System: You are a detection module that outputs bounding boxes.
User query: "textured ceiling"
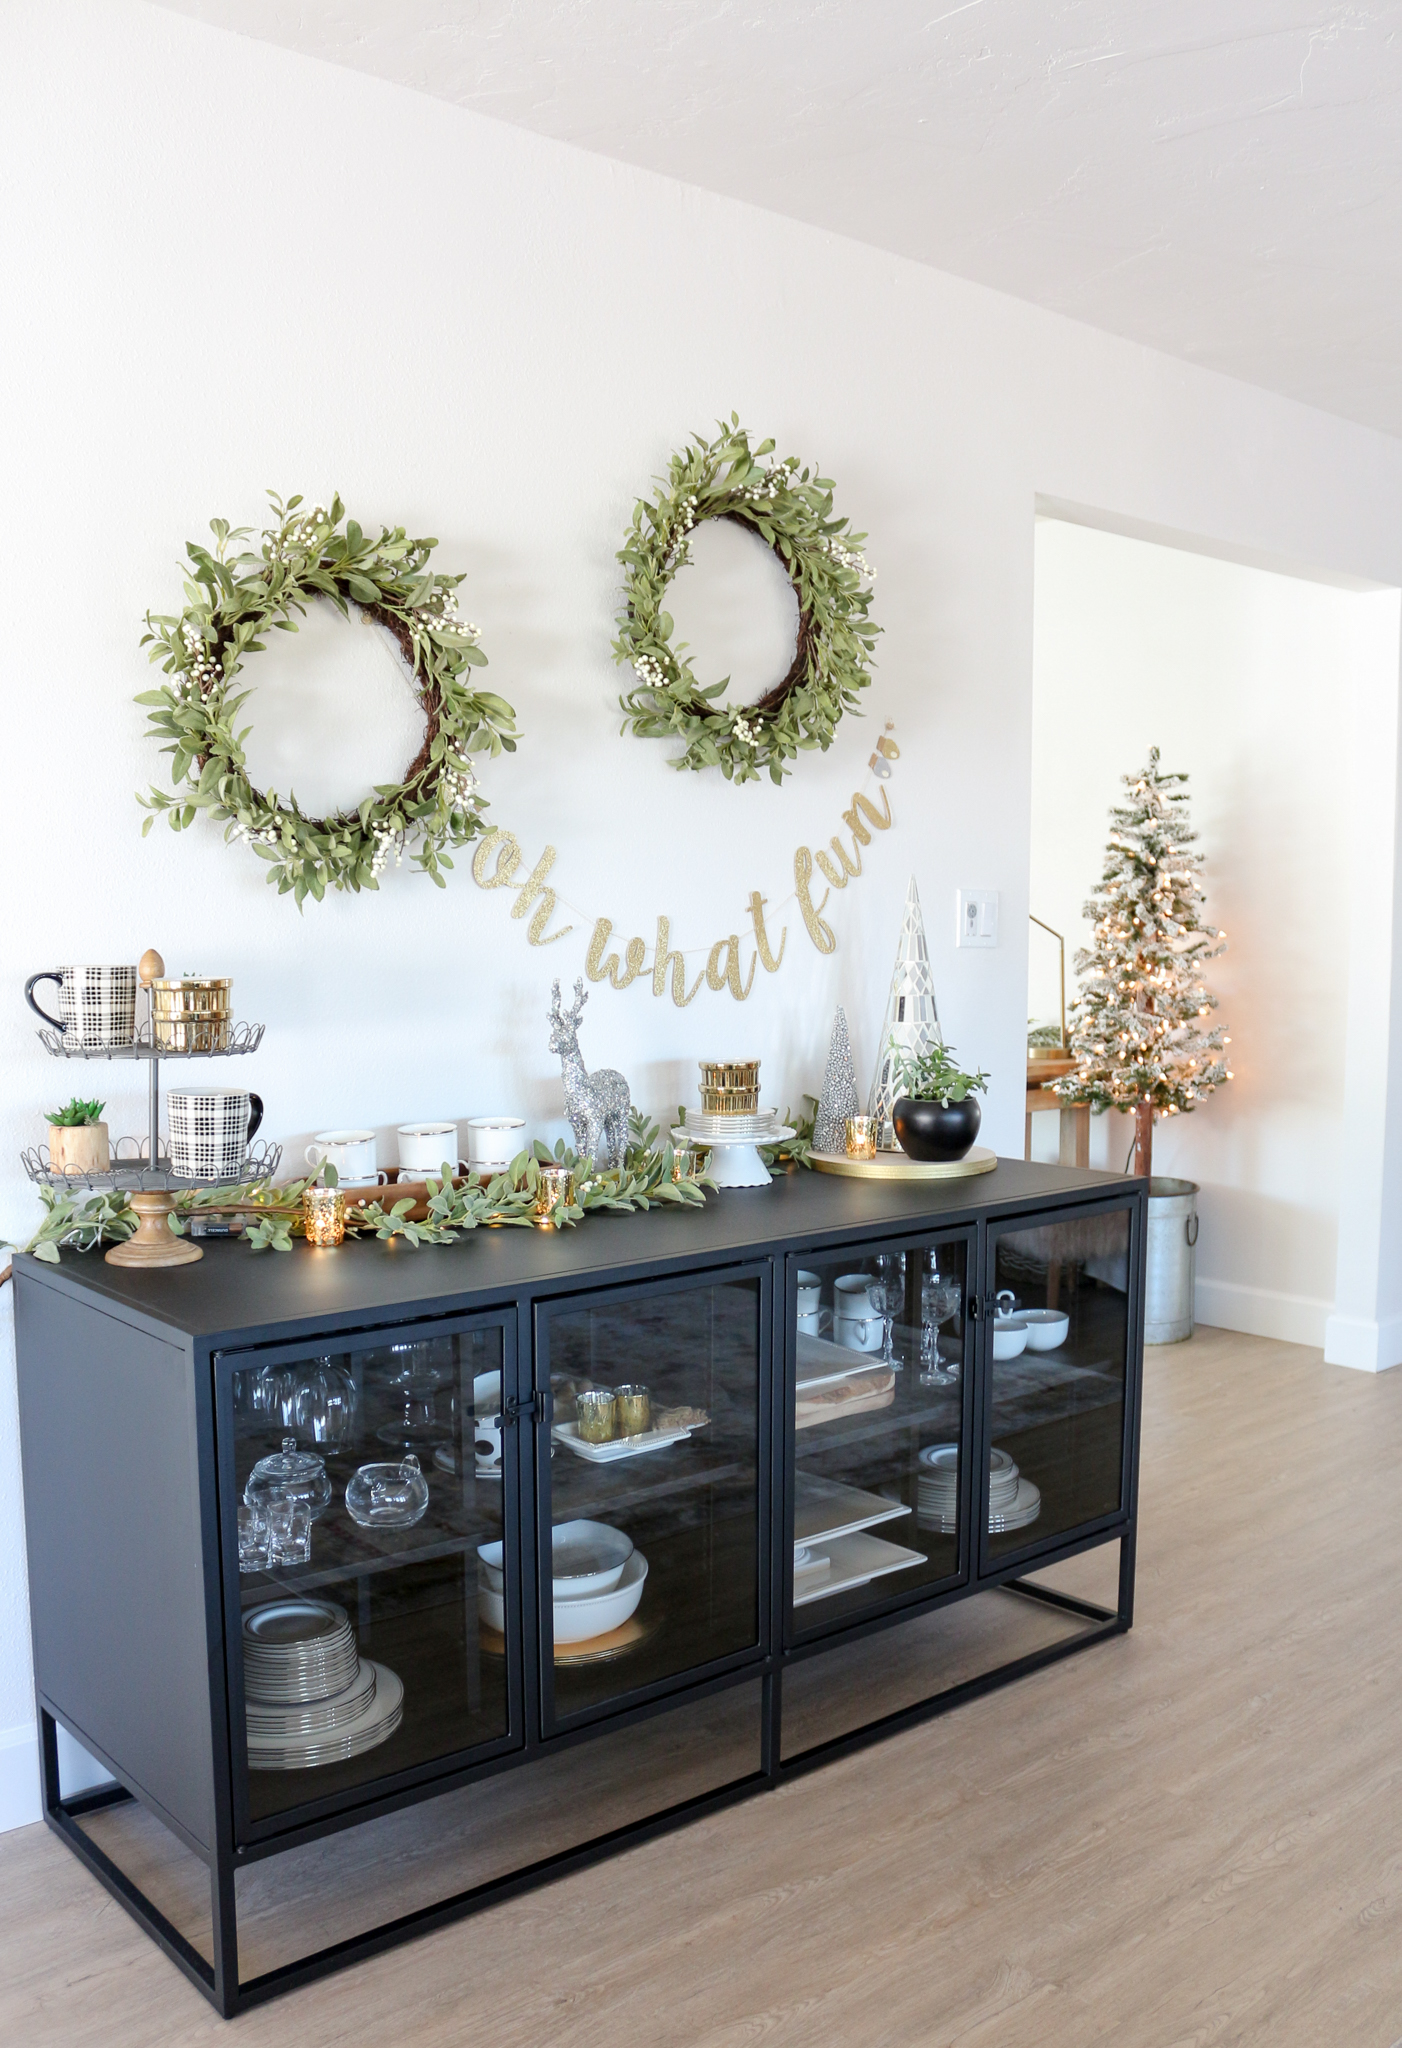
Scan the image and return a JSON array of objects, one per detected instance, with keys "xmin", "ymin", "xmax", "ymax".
[{"xmin": 157, "ymin": 1, "xmax": 1402, "ymax": 436}]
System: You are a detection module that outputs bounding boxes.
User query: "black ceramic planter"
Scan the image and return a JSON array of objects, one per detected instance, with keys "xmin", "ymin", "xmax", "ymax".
[{"xmin": 893, "ymin": 1094, "xmax": 981, "ymax": 1162}]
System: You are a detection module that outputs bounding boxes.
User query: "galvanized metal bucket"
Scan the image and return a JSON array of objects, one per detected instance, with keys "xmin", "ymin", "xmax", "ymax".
[{"xmin": 1145, "ymin": 1176, "xmax": 1198, "ymax": 1345}]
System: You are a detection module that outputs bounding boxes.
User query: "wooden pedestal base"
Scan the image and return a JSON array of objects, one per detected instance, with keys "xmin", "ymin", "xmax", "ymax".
[{"xmin": 105, "ymin": 1191, "xmax": 203, "ymax": 1268}]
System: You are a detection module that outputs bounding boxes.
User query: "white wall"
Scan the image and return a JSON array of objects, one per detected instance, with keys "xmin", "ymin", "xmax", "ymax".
[
  {"xmin": 1029, "ymin": 519, "xmax": 1401, "ymax": 1347},
  {"xmin": 3, "ymin": 0, "xmax": 1402, "ymax": 1828}
]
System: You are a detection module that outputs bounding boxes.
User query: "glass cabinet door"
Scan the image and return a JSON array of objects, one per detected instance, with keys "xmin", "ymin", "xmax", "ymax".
[
  {"xmin": 221, "ymin": 1318, "xmax": 518, "ymax": 1832},
  {"xmin": 535, "ymin": 1267, "xmax": 767, "ymax": 1732},
  {"xmin": 787, "ymin": 1233, "xmax": 972, "ymax": 1637},
  {"xmin": 984, "ymin": 1203, "xmax": 1134, "ymax": 1565}
]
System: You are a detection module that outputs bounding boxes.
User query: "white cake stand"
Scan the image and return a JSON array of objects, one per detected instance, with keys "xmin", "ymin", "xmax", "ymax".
[{"xmin": 672, "ymin": 1124, "xmax": 794, "ymax": 1189}]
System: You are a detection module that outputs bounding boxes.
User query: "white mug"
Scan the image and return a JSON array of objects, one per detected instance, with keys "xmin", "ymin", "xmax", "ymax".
[
  {"xmin": 473, "ymin": 1371, "xmax": 503, "ymax": 1480},
  {"xmin": 834, "ymin": 1273, "xmax": 882, "ymax": 1353},
  {"xmin": 305, "ymin": 1130, "xmax": 381, "ymax": 1184},
  {"xmin": 796, "ymin": 1270, "xmax": 834, "ymax": 1336},
  {"xmin": 397, "ymin": 1123, "xmax": 460, "ymax": 1176},
  {"xmin": 27, "ymin": 965, "xmax": 137, "ymax": 1050},
  {"xmin": 467, "ymin": 1117, "xmax": 526, "ymax": 1172}
]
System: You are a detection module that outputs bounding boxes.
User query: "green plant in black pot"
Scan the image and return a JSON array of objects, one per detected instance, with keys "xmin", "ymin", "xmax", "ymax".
[{"xmin": 890, "ymin": 1041, "xmax": 989, "ymax": 1162}]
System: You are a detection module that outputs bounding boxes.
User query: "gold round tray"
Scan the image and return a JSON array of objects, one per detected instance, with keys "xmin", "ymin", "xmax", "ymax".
[{"xmin": 811, "ymin": 1145, "xmax": 999, "ymax": 1180}]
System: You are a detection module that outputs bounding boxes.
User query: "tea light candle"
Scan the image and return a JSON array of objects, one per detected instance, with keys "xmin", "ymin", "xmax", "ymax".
[{"xmin": 845, "ymin": 1115, "xmax": 877, "ymax": 1161}]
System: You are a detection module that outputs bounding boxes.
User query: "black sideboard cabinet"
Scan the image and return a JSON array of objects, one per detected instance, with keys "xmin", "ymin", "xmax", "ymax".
[{"xmin": 13, "ymin": 1159, "xmax": 1146, "ymax": 2017}]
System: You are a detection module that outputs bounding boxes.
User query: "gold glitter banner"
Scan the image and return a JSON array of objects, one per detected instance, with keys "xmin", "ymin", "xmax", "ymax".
[{"xmin": 472, "ymin": 730, "xmax": 900, "ymax": 1004}]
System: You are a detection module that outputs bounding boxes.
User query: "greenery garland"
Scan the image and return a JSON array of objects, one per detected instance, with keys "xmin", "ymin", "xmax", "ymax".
[
  {"xmin": 613, "ymin": 419, "xmax": 879, "ymax": 786},
  {"xmin": 2, "ymin": 1115, "xmax": 715, "ymax": 1267},
  {"xmin": 138, "ymin": 493, "xmax": 518, "ymax": 905}
]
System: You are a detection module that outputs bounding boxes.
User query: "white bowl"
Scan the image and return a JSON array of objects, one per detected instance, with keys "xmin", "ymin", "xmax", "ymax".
[
  {"xmin": 550, "ymin": 1519, "xmax": 634, "ymax": 1597},
  {"xmin": 992, "ymin": 1320, "xmax": 1029, "ymax": 1360},
  {"xmin": 475, "ymin": 1543, "xmax": 649, "ymax": 1642},
  {"xmin": 552, "ymin": 1549, "xmax": 648, "ymax": 1642},
  {"xmin": 477, "ymin": 1539, "xmax": 505, "ymax": 1594},
  {"xmin": 1021, "ymin": 1309, "xmax": 1069, "ymax": 1351}
]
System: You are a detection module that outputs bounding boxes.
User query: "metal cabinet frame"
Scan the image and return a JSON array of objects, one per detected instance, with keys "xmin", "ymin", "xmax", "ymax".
[{"xmin": 15, "ymin": 1165, "xmax": 1146, "ymax": 2016}]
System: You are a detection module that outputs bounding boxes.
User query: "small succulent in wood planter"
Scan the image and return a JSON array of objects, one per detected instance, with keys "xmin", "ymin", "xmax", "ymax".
[{"xmin": 44, "ymin": 1097, "xmax": 110, "ymax": 1177}]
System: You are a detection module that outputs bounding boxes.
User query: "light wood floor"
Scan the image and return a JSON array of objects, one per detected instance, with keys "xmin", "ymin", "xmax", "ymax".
[{"xmin": 4, "ymin": 1327, "xmax": 1402, "ymax": 2046}]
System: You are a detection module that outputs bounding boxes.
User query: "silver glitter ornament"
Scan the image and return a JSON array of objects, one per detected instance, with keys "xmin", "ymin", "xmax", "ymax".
[{"xmin": 548, "ymin": 978, "xmax": 631, "ymax": 1169}]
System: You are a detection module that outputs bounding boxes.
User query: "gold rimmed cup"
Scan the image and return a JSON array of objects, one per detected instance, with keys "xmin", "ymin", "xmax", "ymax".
[{"xmin": 845, "ymin": 1115, "xmax": 877, "ymax": 1161}]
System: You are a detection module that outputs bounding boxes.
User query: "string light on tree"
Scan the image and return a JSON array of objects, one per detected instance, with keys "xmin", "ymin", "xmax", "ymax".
[{"xmin": 1054, "ymin": 747, "xmax": 1231, "ymax": 1177}]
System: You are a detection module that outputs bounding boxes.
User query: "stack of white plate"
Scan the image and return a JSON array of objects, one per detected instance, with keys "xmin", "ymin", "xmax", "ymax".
[
  {"xmin": 683, "ymin": 1108, "xmax": 779, "ymax": 1140},
  {"xmin": 243, "ymin": 1598, "xmax": 403, "ymax": 1771},
  {"xmin": 916, "ymin": 1445, "xmax": 1041, "ymax": 1535}
]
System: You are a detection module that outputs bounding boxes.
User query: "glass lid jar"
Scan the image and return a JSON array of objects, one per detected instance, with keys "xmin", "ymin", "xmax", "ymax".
[
  {"xmin": 244, "ymin": 1437, "xmax": 333, "ymax": 1518},
  {"xmin": 345, "ymin": 1454, "xmax": 430, "ymax": 1530}
]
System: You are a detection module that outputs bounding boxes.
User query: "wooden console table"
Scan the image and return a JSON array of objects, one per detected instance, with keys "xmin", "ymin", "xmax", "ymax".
[{"xmin": 1026, "ymin": 1085, "xmax": 1090, "ymax": 1168}]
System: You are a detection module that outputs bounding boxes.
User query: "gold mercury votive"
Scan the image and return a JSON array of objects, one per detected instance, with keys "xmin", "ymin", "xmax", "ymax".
[
  {"xmin": 845, "ymin": 1115, "xmax": 878, "ymax": 1161},
  {"xmin": 533, "ymin": 1163, "xmax": 574, "ymax": 1228},
  {"xmin": 575, "ymin": 1389, "xmax": 617, "ymax": 1444},
  {"xmin": 303, "ymin": 1185, "xmax": 346, "ymax": 1247},
  {"xmin": 672, "ymin": 1144, "xmax": 709, "ymax": 1183},
  {"xmin": 616, "ymin": 1385, "xmax": 651, "ymax": 1436}
]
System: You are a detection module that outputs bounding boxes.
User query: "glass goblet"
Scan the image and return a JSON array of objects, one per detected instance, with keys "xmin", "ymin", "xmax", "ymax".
[{"xmin": 919, "ymin": 1278, "xmax": 962, "ymax": 1387}]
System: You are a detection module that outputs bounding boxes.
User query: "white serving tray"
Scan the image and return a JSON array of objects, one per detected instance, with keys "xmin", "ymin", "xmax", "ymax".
[
  {"xmin": 794, "ymin": 1472, "xmax": 912, "ymax": 1547},
  {"xmin": 552, "ymin": 1420, "xmax": 695, "ymax": 1463},
  {"xmin": 795, "ymin": 1330, "xmax": 884, "ymax": 1392},
  {"xmin": 791, "ymin": 1529, "xmax": 926, "ymax": 1607}
]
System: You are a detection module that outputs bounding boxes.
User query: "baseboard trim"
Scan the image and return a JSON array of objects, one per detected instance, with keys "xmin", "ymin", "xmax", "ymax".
[
  {"xmin": 1324, "ymin": 1311, "xmax": 1402, "ymax": 1373},
  {"xmin": 1193, "ymin": 1277, "xmax": 1330, "ymax": 1350},
  {"xmin": 0, "ymin": 1720, "xmax": 115, "ymax": 1834}
]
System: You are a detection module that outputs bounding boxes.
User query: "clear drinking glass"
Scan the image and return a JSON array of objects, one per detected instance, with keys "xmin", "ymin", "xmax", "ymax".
[
  {"xmin": 238, "ymin": 1501, "xmax": 270, "ymax": 1573},
  {"xmin": 266, "ymin": 1495, "xmax": 312, "ymax": 1566}
]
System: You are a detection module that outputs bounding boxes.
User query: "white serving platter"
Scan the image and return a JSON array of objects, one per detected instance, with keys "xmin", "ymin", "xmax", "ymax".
[
  {"xmin": 791, "ymin": 1529, "xmax": 926, "ymax": 1607},
  {"xmin": 551, "ymin": 1419, "xmax": 695, "ymax": 1463},
  {"xmin": 793, "ymin": 1471, "xmax": 912, "ymax": 1547},
  {"xmin": 795, "ymin": 1331, "xmax": 887, "ymax": 1392}
]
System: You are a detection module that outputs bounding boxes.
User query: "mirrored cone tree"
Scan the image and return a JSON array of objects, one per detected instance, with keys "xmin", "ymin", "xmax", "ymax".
[{"xmin": 1054, "ymin": 748, "xmax": 1232, "ymax": 1178}]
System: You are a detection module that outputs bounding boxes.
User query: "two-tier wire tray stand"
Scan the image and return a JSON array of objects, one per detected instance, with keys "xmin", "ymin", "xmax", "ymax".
[{"xmin": 21, "ymin": 1019, "xmax": 281, "ymax": 1194}]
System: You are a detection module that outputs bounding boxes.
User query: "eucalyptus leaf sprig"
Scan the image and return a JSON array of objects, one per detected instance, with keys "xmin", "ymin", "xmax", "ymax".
[
  {"xmin": 891, "ymin": 1040, "xmax": 990, "ymax": 1108},
  {"xmin": 614, "ymin": 418, "xmax": 879, "ymax": 786},
  {"xmin": 7, "ymin": 1124, "xmax": 718, "ymax": 1271},
  {"xmin": 137, "ymin": 492, "xmax": 519, "ymax": 906}
]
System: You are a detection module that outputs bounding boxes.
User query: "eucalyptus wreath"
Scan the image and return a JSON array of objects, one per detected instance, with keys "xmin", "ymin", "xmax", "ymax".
[
  {"xmin": 138, "ymin": 493, "xmax": 518, "ymax": 904},
  {"xmin": 613, "ymin": 418, "xmax": 880, "ymax": 786}
]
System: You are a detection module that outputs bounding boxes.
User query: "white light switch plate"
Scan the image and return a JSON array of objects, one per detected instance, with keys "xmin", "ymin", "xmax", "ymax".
[{"xmin": 956, "ymin": 890, "xmax": 999, "ymax": 948}]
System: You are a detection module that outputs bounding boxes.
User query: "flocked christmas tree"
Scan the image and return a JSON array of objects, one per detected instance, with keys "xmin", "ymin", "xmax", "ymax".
[
  {"xmin": 813, "ymin": 1005, "xmax": 860, "ymax": 1155},
  {"xmin": 1054, "ymin": 748, "xmax": 1231, "ymax": 1178}
]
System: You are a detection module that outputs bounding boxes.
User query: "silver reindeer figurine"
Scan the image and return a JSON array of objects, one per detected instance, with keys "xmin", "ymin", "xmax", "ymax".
[{"xmin": 548, "ymin": 978, "xmax": 631, "ymax": 1169}]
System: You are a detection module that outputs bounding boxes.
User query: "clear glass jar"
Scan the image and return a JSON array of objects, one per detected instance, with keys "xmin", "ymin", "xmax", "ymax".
[{"xmin": 244, "ymin": 1437, "xmax": 333, "ymax": 1519}]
